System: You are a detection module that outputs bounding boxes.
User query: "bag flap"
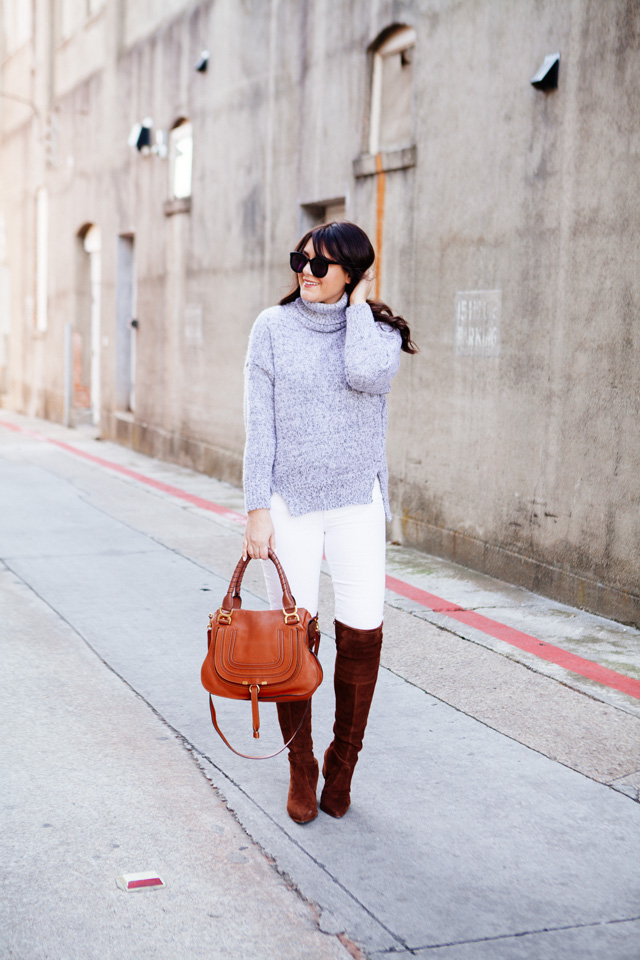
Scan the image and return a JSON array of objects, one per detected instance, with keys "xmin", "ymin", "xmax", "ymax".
[{"xmin": 212, "ymin": 609, "xmax": 305, "ymax": 687}]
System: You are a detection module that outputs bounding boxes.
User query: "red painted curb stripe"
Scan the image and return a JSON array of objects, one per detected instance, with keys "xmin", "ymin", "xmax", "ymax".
[
  {"xmin": 0, "ymin": 420, "xmax": 246, "ymax": 523},
  {"xmin": 2, "ymin": 418, "xmax": 639, "ymax": 701},
  {"xmin": 128, "ymin": 878, "xmax": 163, "ymax": 888},
  {"xmin": 385, "ymin": 574, "xmax": 640, "ymax": 700},
  {"xmin": 0, "ymin": 420, "xmax": 31, "ymax": 434},
  {"xmin": 50, "ymin": 438, "xmax": 248, "ymax": 523},
  {"xmin": 385, "ymin": 574, "xmax": 465, "ymax": 613}
]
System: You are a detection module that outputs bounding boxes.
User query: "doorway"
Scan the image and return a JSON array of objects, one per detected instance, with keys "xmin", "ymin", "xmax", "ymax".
[
  {"xmin": 116, "ymin": 235, "xmax": 136, "ymax": 412},
  {"xmin": 76, "ymin": 224, "xmax": 102, "ymax": 425}
]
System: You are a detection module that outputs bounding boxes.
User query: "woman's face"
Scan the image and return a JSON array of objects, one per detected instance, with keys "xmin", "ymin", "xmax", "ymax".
[{"xmin": 298, "ymin": 240, "xmax": 351, "ymax": 304}]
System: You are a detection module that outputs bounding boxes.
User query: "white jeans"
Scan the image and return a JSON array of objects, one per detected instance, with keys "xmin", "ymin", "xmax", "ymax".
[{"xmin": 262, "ymin": 480, "xmax": 386, "ymax": 630}]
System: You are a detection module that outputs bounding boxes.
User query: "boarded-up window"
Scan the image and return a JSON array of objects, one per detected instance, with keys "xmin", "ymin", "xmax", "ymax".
[
  {"xmin": 169, "ymin": 121, "xmax": 193, "ymax": 200},
  {"xmin": 370, "ymin": 26, "xmax": 416, "ymax": 155}
]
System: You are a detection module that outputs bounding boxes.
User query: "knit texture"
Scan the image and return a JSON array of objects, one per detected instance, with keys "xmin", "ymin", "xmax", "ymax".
[{"xmin": 243, "ymin": 292, "xmax": 402, "ymax": 520}]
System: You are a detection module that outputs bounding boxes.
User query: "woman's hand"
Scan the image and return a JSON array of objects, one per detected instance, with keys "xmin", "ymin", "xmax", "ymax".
[
  {"xmin": 242, "ymin": 508, "xmax": 276, "ymax": 561},
  {"xmin": 349, "ymin": 271, "xmax": 374, "ymax": 305}
]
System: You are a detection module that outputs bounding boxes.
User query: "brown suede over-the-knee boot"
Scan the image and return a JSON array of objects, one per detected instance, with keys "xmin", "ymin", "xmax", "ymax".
[
  {"xmin": 277, "ymin": 699, "xmax": 318, "ymax": 823},
  {"xmin": 320, "ymin": 620, "xmax": 383, "ymax": 818}
]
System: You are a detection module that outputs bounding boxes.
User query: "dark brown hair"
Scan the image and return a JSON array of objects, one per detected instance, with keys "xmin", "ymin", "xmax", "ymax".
[{"xmin": 278, "ymin": 221, "xmax": 418, "ymax": 354}]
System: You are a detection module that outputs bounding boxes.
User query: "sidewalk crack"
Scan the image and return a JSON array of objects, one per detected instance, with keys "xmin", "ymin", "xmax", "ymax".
[
  {"xmin": 401, "ymin": 914, "xmax": 640, "ymax": 952},
  {"xmin": 608, "ymin": 769, "xmax": 640, "ymax": 783},
  {"xmin": 194, "ymin": 752, "xmax": 407, "ymax": 949}
]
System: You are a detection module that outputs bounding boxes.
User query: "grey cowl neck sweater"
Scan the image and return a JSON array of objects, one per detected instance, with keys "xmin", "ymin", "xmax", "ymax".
[
  {"xmin": 293, "ymin": 291, "xmax": 350, "ymax": 332},
  {"xmin": 243, "ymin": 292, "xmax": 402, "ymax": 520}
]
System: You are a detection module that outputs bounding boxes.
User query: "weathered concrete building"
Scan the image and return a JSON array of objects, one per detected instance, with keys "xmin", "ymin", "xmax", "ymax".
[{"xmin": 1, "ymin": 0, "xmax": 638, "ymax": 625}]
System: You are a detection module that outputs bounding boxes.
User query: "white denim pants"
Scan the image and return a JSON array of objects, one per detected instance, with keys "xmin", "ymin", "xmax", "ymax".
[{"xmin": 262, "ymin": 480, "xmax": 386, "ymax": 630}]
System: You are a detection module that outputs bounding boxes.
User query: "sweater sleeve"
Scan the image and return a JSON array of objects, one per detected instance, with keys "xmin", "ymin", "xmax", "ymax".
[
  {"xmin": 344, "ymin": 301, "xmax": 402, "ymax": 394},
  {"xmin": 243, "ymin": 314, "xmax": 276, "ymax": 512}
]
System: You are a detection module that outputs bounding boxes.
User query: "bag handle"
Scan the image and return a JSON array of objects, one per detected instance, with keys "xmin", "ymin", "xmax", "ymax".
[
  {"xmin": 207, "ymin": 695, "xmax": 311, "ymax": 760},
  {"xmin": 221, "ymin": 549, "xmax": 297, "ymax": 618}
]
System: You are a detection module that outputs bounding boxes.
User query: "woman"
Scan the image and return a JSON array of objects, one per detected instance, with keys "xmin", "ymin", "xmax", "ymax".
[{"xmin": 242, "ymin": 220, "xmax": 417, "ymax": 823}]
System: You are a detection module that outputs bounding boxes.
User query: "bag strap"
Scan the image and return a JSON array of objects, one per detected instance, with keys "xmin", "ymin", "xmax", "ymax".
[
  {"xmin": 207, "ymin": 695, "xmax": 311, "ymax": 760},
  {"xmin": 221, "ymin": 549, "xmax": 297, "ymax": 618}
]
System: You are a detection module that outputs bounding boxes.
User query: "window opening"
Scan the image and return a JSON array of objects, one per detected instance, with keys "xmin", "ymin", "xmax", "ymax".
[
  {"xmin": 169, "ymin": 120, "xmax": 193, "ymax": 200},
  {"xmin": 300, "ymin": 198, "xmax": 347, "ymax": 232},
  {"xmin": 369, "ymin": 26, "xmax": 416, "ymax": 155}
]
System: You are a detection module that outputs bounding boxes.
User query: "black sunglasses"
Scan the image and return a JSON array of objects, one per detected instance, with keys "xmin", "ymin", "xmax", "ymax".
[{"xmin": 290, "ymin": 251, "xmax": 346, "ymax": 279}]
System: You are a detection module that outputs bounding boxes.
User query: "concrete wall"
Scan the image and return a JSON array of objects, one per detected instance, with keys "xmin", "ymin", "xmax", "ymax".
[
  {"xmin": 1, "ymin": 0, "xmax": 638, "ymax": 626},
  {"xmin": 397, "ymin": 0, "xmax": 640, "ymax": 625}
]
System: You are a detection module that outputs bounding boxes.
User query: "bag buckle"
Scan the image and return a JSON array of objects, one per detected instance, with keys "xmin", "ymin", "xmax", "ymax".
[
  {"xmin": 217, "ymin": 608, "xmax": 233, "ymax": 625},
  {"xmin": 283, "ymin": 606, "xmax": 300, "ymax": 625}
]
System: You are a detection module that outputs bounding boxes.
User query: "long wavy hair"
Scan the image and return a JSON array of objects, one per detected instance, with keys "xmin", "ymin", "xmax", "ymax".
[{"xmin": 278, "ymin": 221, "xmax": 418, "ymax": 354}]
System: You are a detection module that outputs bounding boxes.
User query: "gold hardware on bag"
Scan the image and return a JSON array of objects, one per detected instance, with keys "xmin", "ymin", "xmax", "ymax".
[
  {"xmin": 217, "ymin": 608, "xmax": 232, "ymax": 625},
  {"xmin": 283, "ymin": 606, "xmax": 300, "ymax": 624}
]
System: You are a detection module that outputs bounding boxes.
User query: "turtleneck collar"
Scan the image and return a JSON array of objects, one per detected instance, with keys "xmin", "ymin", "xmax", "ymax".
[{"xmin": 293, "ymin": 292, "xmax": 348, "ymax": 332}]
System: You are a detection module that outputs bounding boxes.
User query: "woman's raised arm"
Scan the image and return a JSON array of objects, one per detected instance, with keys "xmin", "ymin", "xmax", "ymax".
[{"xmin": 344, "ymin": 301, "xmax": 402, "ymax": 394}]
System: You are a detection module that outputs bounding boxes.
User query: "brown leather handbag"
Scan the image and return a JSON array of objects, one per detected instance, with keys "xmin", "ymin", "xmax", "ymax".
[{"xmin": 201, "ymin": 549, "xmax": 323, "ymax": 759}]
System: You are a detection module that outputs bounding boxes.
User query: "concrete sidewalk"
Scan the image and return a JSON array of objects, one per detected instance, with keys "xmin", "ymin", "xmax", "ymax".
[
  {"xmin": 0, "ymin": 567, "xmax": 352, "ymax": 960},
  {"xmin": 1, "ymin": 411, "xmax": 640, "ymax": 959}
]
